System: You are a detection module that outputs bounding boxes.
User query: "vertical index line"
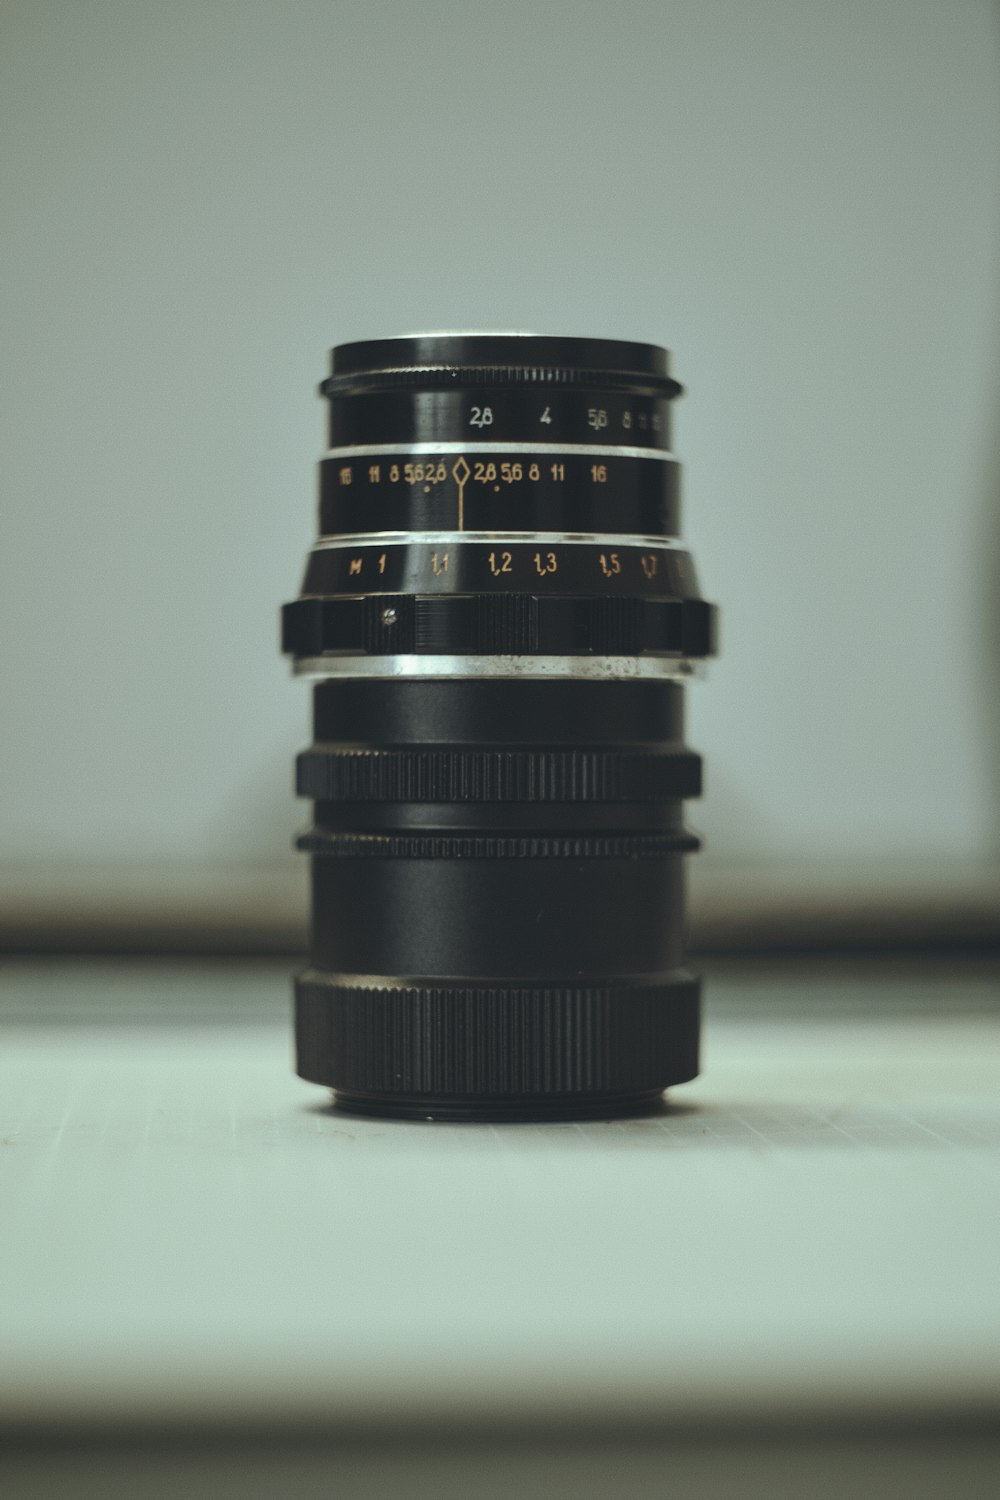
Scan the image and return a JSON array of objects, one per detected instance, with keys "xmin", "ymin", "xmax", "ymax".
[{"xmin": 452, "ymin": 456, "xmax": 470, "ymax": 531}]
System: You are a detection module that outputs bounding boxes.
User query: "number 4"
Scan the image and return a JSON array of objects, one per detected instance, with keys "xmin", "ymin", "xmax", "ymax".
[{"xmin": 540, "ymin": 406, "xmax": 552, "ymax": 424}]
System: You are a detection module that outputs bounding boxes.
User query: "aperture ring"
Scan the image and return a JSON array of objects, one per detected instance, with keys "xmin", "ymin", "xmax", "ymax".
[{"xmin": 296, "ymin": 746, "xmax": 702, "ymax": 802}]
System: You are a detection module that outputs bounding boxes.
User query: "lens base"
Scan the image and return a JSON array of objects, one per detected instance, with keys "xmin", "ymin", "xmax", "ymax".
[
  {"xmin": 329, "ymin": 1087, "xmax": 671, "ymax": 1123},
  {"xmin": 295, "ymin": 973, "xmax": 700, "ymax": 1118}
]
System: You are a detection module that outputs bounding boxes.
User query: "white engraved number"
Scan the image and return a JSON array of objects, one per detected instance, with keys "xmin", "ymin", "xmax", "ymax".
[{"xmin": 470, "ymin": 406, "xmax": 493, "ymax": 428}]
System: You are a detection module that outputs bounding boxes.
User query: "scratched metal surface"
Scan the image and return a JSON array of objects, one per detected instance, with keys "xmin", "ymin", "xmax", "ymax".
[{"xmin": 0, "ymin": 957, "xmax": 998, "ymax": 1431}]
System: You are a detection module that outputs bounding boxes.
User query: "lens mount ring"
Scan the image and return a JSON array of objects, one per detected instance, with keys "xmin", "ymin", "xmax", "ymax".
[{"xmin": 295, "ymin": 969, "xmax": 701, "ymax": 1109}]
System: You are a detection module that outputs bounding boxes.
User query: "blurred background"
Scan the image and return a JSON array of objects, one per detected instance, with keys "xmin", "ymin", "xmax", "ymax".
[
  {"xmin": 1, "ymin": 0, "xmax": 999, "ymax": 951},
  {"xmin": 3, "ymin": 8, "xmax": 1000, "ymax": 1494}
]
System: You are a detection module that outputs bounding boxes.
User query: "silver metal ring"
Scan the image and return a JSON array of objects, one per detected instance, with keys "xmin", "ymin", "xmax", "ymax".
[
  {"xmin": 293, "ymin": 655, "xmax": 703, "ymax": 681},
  {"xmin": 324, "ymin": 441, "xmax": 674, "ymax": 461},
  {"xmin": 311, "ymin": 531, "xmax": 683, "ymax": 551}
]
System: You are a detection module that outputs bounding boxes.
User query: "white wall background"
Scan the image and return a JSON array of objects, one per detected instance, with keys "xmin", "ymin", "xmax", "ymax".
[{"xmin": 1, "ymin": 0, "xmax": 999, "ymax": 878}]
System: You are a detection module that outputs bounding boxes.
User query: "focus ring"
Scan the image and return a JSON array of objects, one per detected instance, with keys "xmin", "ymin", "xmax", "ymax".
[
  {"xmin": 295, "ymin": 973, "xmax": 701, "ymax": 1096},
  {"xmin": 296, "ymin": 746, "xmax": 702, "ymax": 801},
  {"xmin": 282, "ymin": 595, "xmax": 717, "ymax": 659}
]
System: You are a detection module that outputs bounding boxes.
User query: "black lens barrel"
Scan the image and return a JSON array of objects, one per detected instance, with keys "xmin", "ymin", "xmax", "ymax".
[{"xmin": 283, "ymin": 335, "xmax": 716, "ymax": 1121}]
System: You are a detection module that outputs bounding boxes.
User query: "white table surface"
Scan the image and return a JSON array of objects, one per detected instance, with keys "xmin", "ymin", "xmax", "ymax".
[{"xmin": 1, "ymin": 956, "xmax": 998, "ymax": 1444}]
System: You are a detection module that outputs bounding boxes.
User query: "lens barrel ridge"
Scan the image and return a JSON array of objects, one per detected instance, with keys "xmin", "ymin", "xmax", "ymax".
[{"xmin": 283, "ymin": 335, "xmax": 717, "ymax": 1120}]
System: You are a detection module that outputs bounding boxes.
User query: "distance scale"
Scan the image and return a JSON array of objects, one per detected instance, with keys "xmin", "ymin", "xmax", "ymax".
[{"xmin": 301, "ymin": 538, "xmax": 700, "ymax": 599}]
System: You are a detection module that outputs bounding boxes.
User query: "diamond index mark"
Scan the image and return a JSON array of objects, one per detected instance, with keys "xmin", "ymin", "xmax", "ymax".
[{"xmin": 452, "ymin": 455, "xmax": 471, "ymax": 531}]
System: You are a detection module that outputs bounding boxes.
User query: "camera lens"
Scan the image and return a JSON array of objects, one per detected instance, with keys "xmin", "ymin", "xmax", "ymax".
[{"xmin": 282, "ymin": 334, "xmax": 717, "ymax": 1121}]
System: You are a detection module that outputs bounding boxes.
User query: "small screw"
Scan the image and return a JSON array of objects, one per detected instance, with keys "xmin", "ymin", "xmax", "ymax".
[{"xmin": 381, "ymin": 606, "xmax": 398, "ymax": 626}]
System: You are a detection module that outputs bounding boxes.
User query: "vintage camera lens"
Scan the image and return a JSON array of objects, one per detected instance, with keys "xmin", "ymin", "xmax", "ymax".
[{"xmin": 282, "ymin": 334, "xmax": 717, "ymax": 1120}]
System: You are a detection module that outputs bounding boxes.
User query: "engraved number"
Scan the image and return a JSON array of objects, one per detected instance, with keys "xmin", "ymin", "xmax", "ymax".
[
  {"xmin": 534, "ymin": 551, "xmax": 557, "ymax": 575},
  {"xmin": 404, "ymin": 461, "xmax": 447, "ymax": 484},
  {"xmin": 590, "ymin": 464, "xmax": 607, "ymax": 483},
  {"xmin": 599, "ymin": 552, "xmax": 621, "ymax": 577},
  {"xmin": 470, "ymin": 406, "xmax": 493, "ymax": 428},
  {"xmin": 588, "ymin": 408, "xmax": 608, "ymax": 431},
  {"xmin": 488, "ymin": 550, "xmax": 513, "ymax": 575}
]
